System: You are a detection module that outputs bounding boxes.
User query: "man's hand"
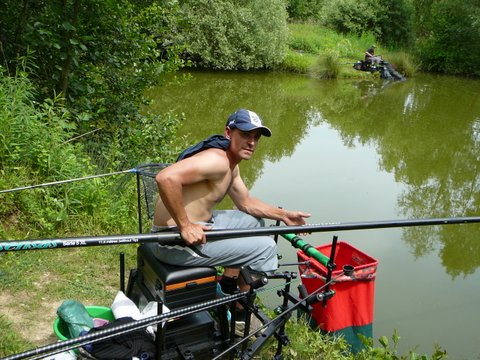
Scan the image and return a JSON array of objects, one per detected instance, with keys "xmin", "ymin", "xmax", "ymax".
[
  {"xmin": 282, "ymin": 210, "xmax": 311, "ymax": 236},
  {"xmin": 283, "ymin": 210, "xmax": 311, "ymax": 226},
  {"xmin": 179, "ymin": 222, "xmax": 212, "ymax": 246}
]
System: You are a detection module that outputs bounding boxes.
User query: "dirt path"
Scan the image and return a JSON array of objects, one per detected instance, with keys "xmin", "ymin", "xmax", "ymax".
[{"xmin": 0, "ymin": 292, "xmax": 60, "ymax": 346}]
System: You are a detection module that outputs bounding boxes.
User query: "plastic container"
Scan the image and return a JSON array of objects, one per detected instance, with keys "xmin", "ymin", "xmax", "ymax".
[
  {"xmin": 297, "ymin": 241, "xmax": 378, "ymax": 353},
  {"xmin": 53, "ymin": 305, "xmax": 115, "ymax": 341}
]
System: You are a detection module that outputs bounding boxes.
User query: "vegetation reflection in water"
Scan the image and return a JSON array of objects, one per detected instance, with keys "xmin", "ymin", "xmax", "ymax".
[
  {"xmin": 313, "ymin": 75, "xmax": 480, "ymax": 278},
  {"xmin": 146, "ymin": 71, "xmax": 480, "ymax": 279}
]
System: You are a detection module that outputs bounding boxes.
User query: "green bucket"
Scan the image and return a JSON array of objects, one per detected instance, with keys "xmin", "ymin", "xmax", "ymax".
[{"xmin": 53, "ymin": 305, "xmax": 115, "ymax": 341}]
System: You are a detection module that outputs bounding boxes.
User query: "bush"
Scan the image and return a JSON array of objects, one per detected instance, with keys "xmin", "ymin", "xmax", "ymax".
[
  {"xmin": 0, "ymin": 71, "xmax": 172, "ymax": 236},
  {"xmin": 175, "ymin": 0, "xmax": 289, "ymax": 70},
  {"xmin": 319, "ymin": 0, "xmax": 414, "ymax": 49},
  {"xmin": 375, "ymin": 0, "xmax": 414, "ymax": 48},
  {"xmin": 0, "ymin": 72, "xmax": 96, "ymax": 233},
  {"xmin": 320, "ymin": 0, "xmax": 382, "ymax": 38}
]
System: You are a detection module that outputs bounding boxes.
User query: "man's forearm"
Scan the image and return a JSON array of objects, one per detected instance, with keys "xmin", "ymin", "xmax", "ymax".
[
  {"xmin": 238, "ymin": 196, "xmax": 288, "ymax": 222},
  {"xmin": 238, "ymin": 197, "xmax": 310, "ymax": 226}
]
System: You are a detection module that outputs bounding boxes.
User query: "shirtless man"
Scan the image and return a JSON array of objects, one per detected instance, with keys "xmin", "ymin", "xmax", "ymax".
[{"xmin": 151, "ymin": 109, "xmax": 311, "ymax": 294}]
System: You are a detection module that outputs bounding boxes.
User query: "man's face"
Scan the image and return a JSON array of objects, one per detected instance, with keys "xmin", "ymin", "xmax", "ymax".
[{"xmin": 227, "ymin": 127, "xmax": 262, "ymax": 160}]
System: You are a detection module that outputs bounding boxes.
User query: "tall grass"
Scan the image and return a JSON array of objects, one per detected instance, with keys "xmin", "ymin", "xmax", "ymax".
[
  {"xmin": 383, "ymin": 51, "xmax": 420, "ymax": 77},
  {"xmin": 313, "ymin": 52, "xmax": 341, "ymax": 79},
  {"xmin": 277, "ymin": 49, "xmax": 317, "ymax": 73},
  {"xmin": 288, "ymin": 24, "xmax": 376, "ymax": 59}
]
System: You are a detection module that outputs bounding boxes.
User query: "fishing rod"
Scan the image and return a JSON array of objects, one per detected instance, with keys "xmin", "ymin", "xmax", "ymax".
[{"xmin": 1, "ymin": 216, "xmax": 480, "ymax": 253}]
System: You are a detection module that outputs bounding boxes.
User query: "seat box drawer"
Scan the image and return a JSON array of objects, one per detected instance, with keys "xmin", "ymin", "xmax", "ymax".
[{"xmin": 137, "ymin": 244, "xmax": 217, "ymax": 308}]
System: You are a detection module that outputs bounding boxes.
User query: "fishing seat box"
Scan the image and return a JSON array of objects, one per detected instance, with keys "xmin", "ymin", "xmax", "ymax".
[
  {"xmin": 131, "ymin": 243, "xmax": 218, "ymax": 309},
  {"xmin": 127, "ymin": 244, "xmax": 222, "ymax": 360}
]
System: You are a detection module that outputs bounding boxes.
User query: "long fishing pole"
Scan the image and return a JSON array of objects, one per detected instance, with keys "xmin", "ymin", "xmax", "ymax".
[{"xmin": 1, "ymin": 216, "xmax": 480, "ymax": 253}]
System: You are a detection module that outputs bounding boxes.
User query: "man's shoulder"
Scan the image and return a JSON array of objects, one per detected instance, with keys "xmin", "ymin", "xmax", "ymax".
[
  {"xmin": 169, "ymin": 149, "xmax": 230, "ymax": 181},
  {"xmin": 191, "ymin": 149, "xmax": 232, "ymax": 180}
]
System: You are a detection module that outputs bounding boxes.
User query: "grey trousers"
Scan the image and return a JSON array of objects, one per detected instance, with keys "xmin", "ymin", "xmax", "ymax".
[{"xmin": 151, "ymin": 210, "xmax": 278, "ymax": 273}]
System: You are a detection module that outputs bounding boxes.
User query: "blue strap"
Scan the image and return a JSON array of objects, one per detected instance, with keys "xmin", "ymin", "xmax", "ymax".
[{"xmin": 176, "ymin": 134, "xmax": 230, "ymax": 162}]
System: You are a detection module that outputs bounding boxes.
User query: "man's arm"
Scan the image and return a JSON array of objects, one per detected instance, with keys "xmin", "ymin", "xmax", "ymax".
[
  {"xmin": 228, "ymin": 168, "xmax": 311, "ymax": 226},
  {"xmin": 155, "ymin": 151, "xmax": 228, "ymax": 245}
]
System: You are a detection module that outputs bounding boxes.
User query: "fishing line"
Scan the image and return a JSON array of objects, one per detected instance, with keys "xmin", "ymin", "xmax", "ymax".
[
  {"xmin": 0, "ymin": 169, "xmax": 137, "ymax": 194},
  {"xmin": 61, "ymin": 128, "xmax": 102, "ymax": 145}
]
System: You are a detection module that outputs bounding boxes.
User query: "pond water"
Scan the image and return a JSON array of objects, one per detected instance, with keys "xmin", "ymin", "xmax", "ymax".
[{"xmin": 145, "ymin": 70, "xmax": 480, "ymax": 359}]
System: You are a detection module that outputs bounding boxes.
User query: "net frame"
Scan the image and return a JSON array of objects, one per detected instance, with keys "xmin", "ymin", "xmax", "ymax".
[{"xmin": 135, "ymin": 163, "xmax": 169, "ymax": 232}]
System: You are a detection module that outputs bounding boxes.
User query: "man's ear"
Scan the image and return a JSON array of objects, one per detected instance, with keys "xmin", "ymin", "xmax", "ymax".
[{"xmin": 225, "ymin": 126, "xmax": 232, "ymax": 139}]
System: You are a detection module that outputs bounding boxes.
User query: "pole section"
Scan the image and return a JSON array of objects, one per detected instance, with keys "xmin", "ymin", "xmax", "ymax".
[
  {"xmin": 1, "ymin": 216, "xmax": 480, "ymax": 253},
  {"xmin": 281, "ymin": 233, "xmax": 330, "ymax": 266}
]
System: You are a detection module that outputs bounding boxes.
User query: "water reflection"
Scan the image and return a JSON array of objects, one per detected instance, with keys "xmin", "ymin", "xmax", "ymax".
[
  {"xmin": 305, "ymin": 75, "xmax": 480, "ymax": 278},
  {"xmin": 145, "ymin": 72, "xmax": 480, "ymax": 278}
]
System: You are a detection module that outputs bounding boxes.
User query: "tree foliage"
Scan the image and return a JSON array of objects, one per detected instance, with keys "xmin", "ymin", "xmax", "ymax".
[
  {"xmin": 415, "ymin": 0, "xmax": 480, "ymax": 76},
  {"xmin": 320, "ymin": 0, "xmax": 381, "ymax": 37},
  {"xmin": 0, "ymin": 0, "xmax": 184, "ymax": 167},
  {"xmin": 174, "ymin": 0, "xmax": 289, "ymax": 70},
  {"xmin": 0, "ymin": 1, "xmax": 185, "ymax": 234},
  {"xmin": 376, "ymin": 0, "xmax": 414, "ymax": 48},
  {"xmin": 286, "ymin": 0, "xmax": 325, "ymax": 21}
]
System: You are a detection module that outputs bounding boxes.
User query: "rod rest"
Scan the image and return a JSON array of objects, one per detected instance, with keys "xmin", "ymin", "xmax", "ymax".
[
  {"xmin": 240, "ymin": 267, "xmax": 268, "ymax": 290},
  {"xmin": 267, "ymin": 271, "xmax": 298, "ymax": 280},
  {"xmin": 304, "ymin": 289, "xmax": 335, "ymax": 306}
]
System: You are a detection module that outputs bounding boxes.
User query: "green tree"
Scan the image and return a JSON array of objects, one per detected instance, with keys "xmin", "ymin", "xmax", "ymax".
[
  {"xmin": 376, "ymin": 0, "xmax": 414, "ymax": 48},
  {"xmin": 415, "ymin": 0, "xmax": 480, "ymax": 76},
  {"xmin": 411, "ymin": 0, "xmax": 435, "ymax": 38},
  {"xmin": 173, "ymin": 0, "xmax": 289, "ymax": 70}
]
